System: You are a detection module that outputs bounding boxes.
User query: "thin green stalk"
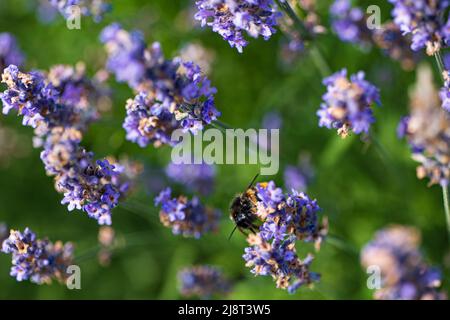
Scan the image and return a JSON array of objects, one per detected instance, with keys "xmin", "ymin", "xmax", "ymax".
[
  {"xmin": 327, "ymin": 235, "xmax": 359, "ymax": 256},
  {"xmin": 309, "ymin": 45, "xmax": 331, "ymax": 78},
  {"xmin": 275, "ymin": 0, "xmax": 331, "ymax": 78},
  {"xmin": 274, "ymin": 0, "xmax": 311, "ymax": 40},
  {"xmin": 434, "ymin": 51, "xmax": 445, "ymax": 79},
  {"xmin": 441, "ymin": 185, "xmax": 450, "ymax": 242}
]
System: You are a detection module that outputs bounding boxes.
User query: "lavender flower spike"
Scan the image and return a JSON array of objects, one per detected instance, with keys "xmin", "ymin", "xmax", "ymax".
[
  {"xmin": 194, "ymin": 0, "xmax": 282, "ymax": 53},
  {"xmin": 317, "ymin": 69, "xmax": 381, "ymax": 138},
  {"xmin": 388, "ymin": 0, "xmax": 450, "ymax": 55},
  {"xmin": 0, "ymin": 33, "xmax": 24, "ymax": 73},
  {"xmin": 1, "ymin": 228, "xmax": 74, "ymax": 284},
  {"xmin": 155, "ymin": 188, "xmax": 221, "ymax": 238},
  {"xmin": 361, "ymin": 225, "xmax": 446, "ymax": 300},
  {"xmin": 178, "ymin": 265, "xmax": 232, "ymax": 298}
]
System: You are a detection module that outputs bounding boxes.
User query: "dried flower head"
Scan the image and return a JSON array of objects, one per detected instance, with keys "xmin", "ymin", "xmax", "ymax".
[{"xmin": 398, "ymin": 64, "xmax": 450, "ymax": 186}]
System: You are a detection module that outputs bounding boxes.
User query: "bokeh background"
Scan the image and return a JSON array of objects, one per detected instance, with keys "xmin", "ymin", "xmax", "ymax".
[{"xmin": 0, "ymin": 0, "xmax": 448, "ymax": 299}]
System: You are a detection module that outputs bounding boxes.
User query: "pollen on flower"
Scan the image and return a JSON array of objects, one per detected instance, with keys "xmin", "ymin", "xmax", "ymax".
[
  {"xmin": 317, "ymin": 69, "xmax": 380, "ymax": 138},
  {"xmin": 154, "ymin": 188, "xmax": 221, "ymax": 238},
  {"xmin": 100, "ymin": 24, "xmax": 221, "ymax": 147},
  {"xmin": 1, "ymin": 228, "xmax": 74, "ymax": 285}
]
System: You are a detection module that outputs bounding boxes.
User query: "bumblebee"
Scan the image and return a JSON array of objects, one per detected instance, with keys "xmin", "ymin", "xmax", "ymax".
[{"xmin": 229, "ymin": 174, "xmax": 260, "ymax": 239}]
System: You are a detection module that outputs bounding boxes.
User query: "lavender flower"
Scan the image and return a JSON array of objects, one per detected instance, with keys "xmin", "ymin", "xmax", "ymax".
[
  {"xmin": 154, "ymin": 188, "xmax": 221, "ymax": 238},
  {"xmin": 48, "ymin": 0, "xmax": 111, "ymax": 22},
  {"xmin": 243, "ymin": 234, "xmax": 320, "ymax": 293},
  {"xmin": 0, "ymin": 223, "xmax": 8, "ymax": 244},
  {"xmin": 165, "ymin": 162, "xmax": 216, "ymax": 195},
  {"xmin": 1, "ymin": 65, "xmax": 130, "ymax": 225},
  {"xmin": 194, "ymin": 0, "xmax": 281, "ymax": 53},
  {"xmin": 40, "ymin": 130, "xmax": 128, "ymax": 225},
  {"xmin": 361, "ymin": 225, "xmax": 446, "ymax": 300},
  {"xmin": 372, "ymin": 22, "xmax": 419, "ymax": 71},
  {"xmin": 101, "ymin": 24, "xmax": 221, "ymax": 147},
  {"xmin": 242, "ymin": 181, "xmax": 327, "ymax": 293},
  {"xmin": 0, "ymin": 33, "xmax": 24, "ymax": 73},
  {"xmin": 388, "ymin": 0, "xmax": 450, "ymax": 55},
  {"xmin": 330, "ymin": 0, "xmax": 371, "ymax": 46},
  {"xmin": 178, "ymin": 265, "xmax": 232, "ymax": 298},
  {"xmin": 317, "ymin": 69, "xmax": 381, "ymax": 138},
  {"xmin": 399, "ymin": 64, "xmax": 450, "ymax": 186},
  {"xmin": 440, "ymin": 71, "xmax": 450, "ymax": 112},
  {"xmin": 284, "ymin": 153, "xmax": 314, "ymax": 192},
  {"xmin": 100, "ymin": 23, "xmax": 147, "ymax": 88},
  {"xmin": 1, "ymin": 228, "xmax": 74, "ymax": 284}
]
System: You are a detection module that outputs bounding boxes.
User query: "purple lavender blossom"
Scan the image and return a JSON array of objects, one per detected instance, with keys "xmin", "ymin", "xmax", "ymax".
[
  {"xmin": 0, "ymin": 33, "xmax": 24, "ymax": 73},
  {"xmin": 48, "ymin": 0, "xmax": 111, "ymax": 22},
  {"xmin": 440, "ymin": 71, "xmax": 450, "ymax": 112},
  {"xmin": 284, "ymin": 153, "xmax": 314, "ymax": 192},
  {"xmin": 100, "ymin": 23, "xmax": 147, "ymax": 89},
  {"xmin": 372, "ymin": 22, "xmax": 419, "ymax": 71},
  {"xmin": 0, "ymin": 223, "xmax": 8, "ymax": 244},
  {"xmin": 178, "ymin": 265, "xmax": 232, "ymax": 298},
  {"xmin": 330, "ymin": 0, "xmax": 371, "ymax": 46},
  {"xmin": 242, "ymin": 181, "xmax": 327, "ymax": 293},
  {"xmin": 101, "ymin": 24, "xmax": 221, "ymax": 146},
  {"xmin": 243, "ymin": 234, "xmax": 320, "ymax": 293},
  {"xmin": 1, "ymin": 228, "xmax": 74, "ymax": 284},
  {"xmin": 194, "ymin": 0, "xmax": 281, "ymax": 53},
  {"xmin": 361, "ymin": 225, "xmax": 446, "ymax": 300},
  {"xmin": 317, "ymin": 69, "xmax": 380, "ymax": 138},
  {"xmin": 155, "ymin": 188, "xmax": 221, "ymax": 238},
  {"xmin": 388, "ymin": 0, "xmax": 450, "ymax": 55},
  {"xmin": 1, "ymin": 65, "xmax": 129, "ymax": 225},
  {"xmin": 165, "ymin": 162, "xmax": 216, "ymax": 195}
]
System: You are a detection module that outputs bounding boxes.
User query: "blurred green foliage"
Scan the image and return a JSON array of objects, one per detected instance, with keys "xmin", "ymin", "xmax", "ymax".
[{"xmin": 0, "ymin": 0, "xmax": 448, "ymax": 299}]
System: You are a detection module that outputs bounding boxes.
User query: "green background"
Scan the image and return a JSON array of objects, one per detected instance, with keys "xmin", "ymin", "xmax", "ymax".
[{"xmin": 0, "ymin": 0, "xmax": 448, "ymax": 299}]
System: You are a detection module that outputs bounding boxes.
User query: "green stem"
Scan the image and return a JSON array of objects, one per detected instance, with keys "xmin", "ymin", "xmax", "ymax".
[
  {"xmin": 434, "ymin": 51, "xmax": 445, "ymax": 79},
  {"xmin": 275, "ymin": 0, "xmax": 331, "ymax": 78},
  {"xmin": 327, "ymin": 235, "xmax": 359, "ymax": 256},
  {"xmin": 441, "ymin": 185, "xmax": 450, "ymax": 242},
  {"xmin": 309, "ymin": 45, "xmax": 331, "ymax": 78},
  {"xmin": 275, "ymin": 0, "xmax": 311, "ymax": 40}
]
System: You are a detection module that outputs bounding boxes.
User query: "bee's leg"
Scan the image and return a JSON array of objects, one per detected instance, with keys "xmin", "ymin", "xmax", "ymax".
[
  {"xmin": 238, "ymin": 227, "xmax": 249, "ymax": 236},
  {"xmin": 249, "ymin": 225, "xmax": 259, "ymax": 234}
]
